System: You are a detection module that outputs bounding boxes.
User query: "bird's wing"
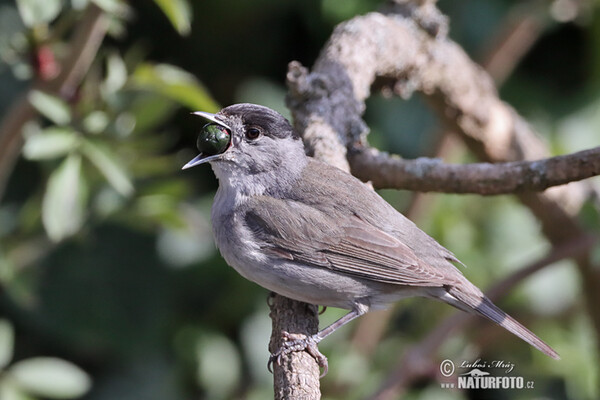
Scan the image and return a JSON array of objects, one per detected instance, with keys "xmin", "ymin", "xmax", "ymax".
[{"xmin": 244, "ymin": 196, "xmax": 451, "ymax": 287}]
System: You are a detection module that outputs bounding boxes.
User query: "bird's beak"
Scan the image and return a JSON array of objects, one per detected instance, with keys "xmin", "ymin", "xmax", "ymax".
[
  {"xmin": 191, "ymin": 111, "xmax": 231, "ymax": 130},
  {"xmin": 182, "ymin": 111, "xmax": 232, "ymax": 170},
  {"xmin": 182, "ymin": 153, "xmax": 223, "ymax": 170}
]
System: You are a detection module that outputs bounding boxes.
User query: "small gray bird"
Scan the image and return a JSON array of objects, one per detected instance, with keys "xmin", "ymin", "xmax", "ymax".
[{"xmin": 183, "ymin": 103, "xmax": 559, "ymax": 374}]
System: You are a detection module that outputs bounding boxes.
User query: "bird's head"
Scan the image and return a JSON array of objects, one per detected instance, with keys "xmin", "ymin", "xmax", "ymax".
[{"xmin": 183, "ymin": 103, "xmax": 306, "ymax": 192}]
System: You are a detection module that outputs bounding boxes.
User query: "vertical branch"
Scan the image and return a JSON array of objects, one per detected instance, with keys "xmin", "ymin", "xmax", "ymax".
[
  {"xmin": 266, "ymin": 58, "xmax": 360, "ymax": 399},
  {"xmin": 269, "ymin": 296, "xmax": 321, "ymax": 399}
]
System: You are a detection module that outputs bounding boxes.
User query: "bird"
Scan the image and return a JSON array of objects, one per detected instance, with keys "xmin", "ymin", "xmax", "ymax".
[{"xmin": 182, "ymin": 103, "xmax": 559, "ymax": 375}]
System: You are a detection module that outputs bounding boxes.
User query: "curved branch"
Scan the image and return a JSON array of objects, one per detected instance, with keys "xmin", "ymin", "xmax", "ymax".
[{"xmin": 349, "ymin": 145, "xmax": 600, "ymax": 194}]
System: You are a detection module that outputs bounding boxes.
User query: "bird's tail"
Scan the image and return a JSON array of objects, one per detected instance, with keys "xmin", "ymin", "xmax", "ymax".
[{"xmin": 444, "ymin": 285, "xmax": 560, "ymax": 360}]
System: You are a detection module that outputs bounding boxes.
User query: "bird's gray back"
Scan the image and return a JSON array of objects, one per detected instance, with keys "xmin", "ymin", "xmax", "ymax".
[{"xmin": 282, "ymin": 159, "xmax": 463, "ymax": 278}]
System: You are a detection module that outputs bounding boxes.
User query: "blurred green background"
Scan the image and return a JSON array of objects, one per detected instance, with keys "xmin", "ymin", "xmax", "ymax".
[{"xmin": 0, "ymin": 0, "xmax": 599, "ymax": 399}]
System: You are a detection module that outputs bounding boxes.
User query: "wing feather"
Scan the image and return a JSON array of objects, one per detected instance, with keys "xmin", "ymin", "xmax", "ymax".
[{"xmin": 244, "ymin": 196, "xmax": 451, "ymax": 287}]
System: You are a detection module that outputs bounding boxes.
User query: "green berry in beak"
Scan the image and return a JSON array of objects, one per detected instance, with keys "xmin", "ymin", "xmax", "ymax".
[{"xmin": 197, "ymin": 123, "xmax": 231, "ymax": 156}]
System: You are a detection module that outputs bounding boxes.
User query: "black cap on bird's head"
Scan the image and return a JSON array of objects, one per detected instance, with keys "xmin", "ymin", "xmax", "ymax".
[{"xmin": 182, "ymin": 103, "xmax": 298, "ymax": 170}]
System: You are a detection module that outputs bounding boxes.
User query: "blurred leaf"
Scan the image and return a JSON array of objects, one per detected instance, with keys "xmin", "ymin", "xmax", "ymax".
[
  {"xmin": 28, "ymin": 91, "xmax": 71, "ymax": 126},
  {"xmin": 0, "ymin": 380, "xmax": 31, "ymax": 400},
  {"xmin": 235, "ymin": 77, "xmax": 289, "ymax": 119},
  {"xmin": 16, "ymin": 0, "xmax": 62, "ymax": 27},
  {"xmin": 23, "ymin": 127, "xmax": 79, "ymax": 160},
  {"xmin": 101, "ymin": 52, "xmax": 128, "ymax": 95},
  {"xmin": 82, "ymin": 111, "xmax": 109, "ymax": 134},
  {"xmin": 153, "ymin": 0, "xmax": 192, "ymax": 36},
  {"xmin": 71, "ymin": 0, "xmax": 90, "ymax": 11},
  {"xmin": 132, "ymin": 195, "xmax": 184, "ymax": 229},
  {"xmin": 523, "ymin": 260, "xmax": 582, "ymax": 316},
  {"xmin": 9, "ymin": 357, "xmax": 91, "ymax": 399},
  {"xmin": 81, "ymin": 140, "xmax": 134, "ymax": 196},
  {"xmin": 113, "ymin": 112, "xmax": 136, "ymax": 137},
  {"xmin": 131, "ymin": 63, "xmax": 219, "ymax": 111},
  {"xmin": 196, "ymin": 334, "xmax": 241, "ymax": 399},
  {"xmin": 0, "ymin": 319, "xmax": 14, "ymax": 369},
  {"xmin": 321, "ymin": 0, "xmax": 370, "ymax": 23},
  {"xmin": 130, "ymin": 155, "xmax": 177, "ymax": 178},
  {"xmin": 157, "ymin": 227, "xmax": 210, "ymax": 267},
  {"xmin": 129, "ymin": 94, "xmax": 177, "ymax": 134},
  {"xmin": 157, "ymin": 204, "xmax": 214, "ymax": 268},
  {"xmin": 93, "ymin": 186, "xmax": 126, "ymax": 217},
  {"xmin": 91, "ymin": 0, "xmax": 129, "ymax": 16},
  {"xmin": 139, "ymin": 179, "xmax": 190, "ymax": 199},
  {"xmin": 42, "ymin": 154, "xmax": 87, "ymax": 241},
  {"xmin": 240, "ymin": 311, "xmax": 271, "ymax": 385},
  {"xmin": 119, "ymin": 134, "xmax": 172, "ymax": 155}
]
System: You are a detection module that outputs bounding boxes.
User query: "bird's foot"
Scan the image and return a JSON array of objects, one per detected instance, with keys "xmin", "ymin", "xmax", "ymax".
[{"xmin": 267, "ymin": 331, "xmax": 328, "ymax": 377}]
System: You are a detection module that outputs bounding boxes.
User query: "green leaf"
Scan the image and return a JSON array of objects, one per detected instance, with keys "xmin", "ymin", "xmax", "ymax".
[
  {"xmin": 129, "ymin": 94, "xmax": 177, "ymax": 134},
  {"xmin": 42, "ymin": 154, "xmax": 87, "ymax": 242},
  {"xmin": 196, "ymin": 334, "xmax": 241, "ymax": 398},
  {"xmin": 101, "ymin": 52, "xmax": 128, "ymax": 95},
  {"xmin": 71, "ymin": 0, "xmax": 90, "ymax": 11},
  {"xmin": 0, "ymin": 319, "xmax": 14, "ymax": 369},
  {"xmin": 23, "ymin": 127, "xmax": 79, "ymax": 160},
  {"xmin": 28, "ymin": 91, "xmax": 71, "ymax": 126},
  {"xmin": 82, "ymin": 111, "xmax": 109, "ymax": 134},
  {"xmin": 91, "ymin": 0, "xmax": 129, "ymax": 16},
  {"xmin": 131, "ymin": 63, "xmax": 219, "ymax": 111},
  {"xmin": 9, "ymin": 357, "xmax": 91, "ymax": 399},
  {"xmin": 0, "ymin": 380, "xmax": 31, "ymax": 400},
  {"xmin": 81, "ymin": 140, "xmax": 134, "ymax": 196},
  {"xmin": 153, "ymin": 0, "xmax": 192, "ymax": 36},
  {"xmin": 16, "ymin": 0, "xmax": 62, "ymax": 27},
  {"xmin": 133, "ymin": 194, "xmax": 183, "ymax": 228}
]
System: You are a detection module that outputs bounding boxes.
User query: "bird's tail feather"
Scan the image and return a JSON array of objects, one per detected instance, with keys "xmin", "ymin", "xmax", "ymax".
[{"xmin": 445, "ymin": 285, "xmax": 560, "ymax": 360}]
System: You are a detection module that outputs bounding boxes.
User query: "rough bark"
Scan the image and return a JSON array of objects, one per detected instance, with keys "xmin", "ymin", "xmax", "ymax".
[
  {"xmin": 349, "ymin": 145, "xmax": 600, "ymax": 194},
  {"xmin": 269, "ymin": 296, "xmax": 321, "ymax": 399}
]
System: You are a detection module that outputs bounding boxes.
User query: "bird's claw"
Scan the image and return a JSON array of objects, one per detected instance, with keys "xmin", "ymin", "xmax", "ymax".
[{"xmin": 267, "ymin": 331, "xmax": 329, "ymax": 377}]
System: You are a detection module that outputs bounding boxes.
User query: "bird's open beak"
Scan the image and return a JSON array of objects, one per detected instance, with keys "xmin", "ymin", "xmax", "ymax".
[
  {"xmin": 191, "ymin": 111, "xmax": 232, "ymax": 130},
  {"xmin": 182, "ymin": 111, "xmax": 232, "ymax": 170},
  {"xmin": 182, "ymin": 153, "xmax": 223, "ymax": 169}
]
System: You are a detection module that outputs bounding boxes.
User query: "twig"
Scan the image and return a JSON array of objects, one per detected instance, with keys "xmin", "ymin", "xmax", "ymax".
[
  {"xmin": 480, "ymin": 8, "xmax": 546, "ymax": 86},
  {"xmin": 0, "ymin": 4, "xmax": 107, "ymax": 201},
  {"xmin": 349, "ymin": 145, "xmax": 600, "ymax": 194}
]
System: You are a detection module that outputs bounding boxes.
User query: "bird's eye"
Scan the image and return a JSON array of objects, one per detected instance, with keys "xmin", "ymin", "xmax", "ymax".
[{"xmin": 246, "ymin": 127, "xmax": 261, "ymax": 140}]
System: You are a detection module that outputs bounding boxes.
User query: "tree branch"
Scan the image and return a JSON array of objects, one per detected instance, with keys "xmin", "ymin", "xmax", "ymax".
[
  {"xmin": 0, "ymin": 4, "xmax": 107, "ymax": 201},
  {"xmin": 349, "ymin": 145, "xmax": 600, "ymax": 194},
  {"xmin": 269, "ymin": 296, "xmax": 321, "ymax": 399}
]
